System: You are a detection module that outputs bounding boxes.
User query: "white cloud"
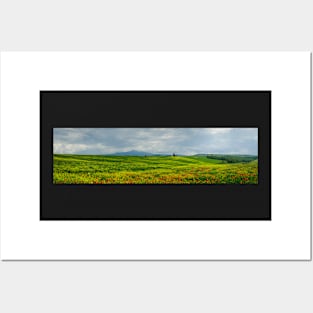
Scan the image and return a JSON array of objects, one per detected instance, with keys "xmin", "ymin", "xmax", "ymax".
[{"xmin": 53, "ymin": 128, "xmax": 258, "ymax": 155}]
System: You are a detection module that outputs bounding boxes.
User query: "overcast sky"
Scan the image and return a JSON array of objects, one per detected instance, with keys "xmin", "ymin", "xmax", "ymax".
[{"xmin": 53, "ymin": 128, "xmax": 258, "ymax": 155}]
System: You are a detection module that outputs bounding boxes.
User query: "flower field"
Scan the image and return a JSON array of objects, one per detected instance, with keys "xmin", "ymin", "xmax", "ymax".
[{"xmin": 53, "ymin": 154, "xmax": 258, "ymax": 184}]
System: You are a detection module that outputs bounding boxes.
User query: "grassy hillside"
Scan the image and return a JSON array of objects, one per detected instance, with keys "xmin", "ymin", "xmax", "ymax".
[{"xmin": 53, "ymin": 154, "xmax": 258, "ymax": 184}]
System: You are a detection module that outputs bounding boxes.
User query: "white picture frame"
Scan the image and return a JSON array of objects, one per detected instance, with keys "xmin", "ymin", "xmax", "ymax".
[{"xmin": 0, "ymin": 52, "xmax": 311, "ymax": 260}]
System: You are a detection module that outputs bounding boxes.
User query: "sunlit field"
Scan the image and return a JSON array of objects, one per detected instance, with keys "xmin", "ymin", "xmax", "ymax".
[{"xmin": 53, "ymin": 154, "xmax": 258, "ymax": 184}]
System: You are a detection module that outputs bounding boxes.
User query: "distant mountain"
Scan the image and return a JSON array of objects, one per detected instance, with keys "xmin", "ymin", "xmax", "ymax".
[
  {"xmin": 109, "ymin": 150, "xmax": 166, "ymax": 156},
  {"xmin": 106, "ymin": 152, "xmax": 258, "ymax": 159}
]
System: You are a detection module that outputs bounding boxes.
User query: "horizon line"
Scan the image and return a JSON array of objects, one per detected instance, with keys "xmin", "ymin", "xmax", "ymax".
[{"xmin": 53, "ymin": 152, "xmax": 258, "ymax": 156}]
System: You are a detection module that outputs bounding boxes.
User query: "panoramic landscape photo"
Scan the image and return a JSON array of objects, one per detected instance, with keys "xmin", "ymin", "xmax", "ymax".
[{"xmin": 53, "ymin": 128, "xmax": 258, "ymax": 184}]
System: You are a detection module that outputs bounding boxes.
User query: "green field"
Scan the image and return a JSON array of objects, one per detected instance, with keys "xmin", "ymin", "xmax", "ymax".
[{"xmin": 53, "ymin": 154, "xmax": 258, "ymax": 184}]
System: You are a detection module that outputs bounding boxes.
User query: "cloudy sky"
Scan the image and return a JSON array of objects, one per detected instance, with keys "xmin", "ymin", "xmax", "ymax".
[{"xmin": 53, "ymin": 128, "xmax": 258, "ymax": 155}]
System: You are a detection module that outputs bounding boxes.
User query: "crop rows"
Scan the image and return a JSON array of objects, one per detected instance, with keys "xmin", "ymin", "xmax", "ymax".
[{"xmin": 53, "ymin": 154, "xmax": 258, "ymax": 184}]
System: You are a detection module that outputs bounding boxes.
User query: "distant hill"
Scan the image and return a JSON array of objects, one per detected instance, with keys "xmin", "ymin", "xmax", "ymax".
[
  {"xmin": 199, "ymin": 154, "xmax": 258, "ymax": 163},
  {"xmin": 109, "ymin": 150, "xmax": 168, "ymax": 156},
  {"xmin": 106, "ymin": 152, "xmax": 257, "ymax": 162}
]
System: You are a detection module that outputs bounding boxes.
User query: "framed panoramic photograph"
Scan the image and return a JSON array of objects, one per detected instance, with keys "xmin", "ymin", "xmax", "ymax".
[
  {"xmin": 0, "ymin": 52, "xmax": 310, "ymax": 260},
  {"xmin": 40, "ymin": 91, "xmax": 271, "ymax": 220},
  {"xmin": 53, "ymin": 128, "xmax": 259, "ymax": 185}
]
